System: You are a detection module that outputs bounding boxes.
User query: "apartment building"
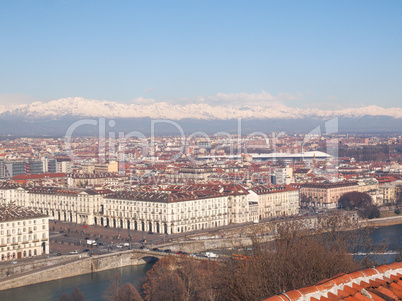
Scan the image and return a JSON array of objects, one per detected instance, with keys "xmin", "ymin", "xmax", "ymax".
[
  {"xmin": 67, "ymin": 173, "xmax": 128, "ymax": 187},
  {"xmin": 379, "ymin": 182, "xmax": 397, "ymax": 204},
  {"xmin": 249, "ymin": 185, "xmax": 300, "ymax": 219},
  {"xmin": 0, "ymin": 205, "xmax": 49, "ymax": 261},
  {"xmin": 300, "ymin": 182, "xmax": 359, "ymax": 208},
  {"xmin": 224, "ymin": 184, "xmax": 251, "ymax": 224},
  {"xmin": 101, "ymin": 190, "xmax": 228, "ymax": 234},
  {"xmin": 275, "ymin": 166, "xmax": 293, "ymax": 185},
  {"xmin": 11, "ymin": 187, "xmax": 111, "ymax": 226}
]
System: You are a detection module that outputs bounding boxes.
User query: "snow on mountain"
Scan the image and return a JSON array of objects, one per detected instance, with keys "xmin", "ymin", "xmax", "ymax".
[{"xmin": 0, "ymin": 97, "xmax": 401, "ymax": 120}]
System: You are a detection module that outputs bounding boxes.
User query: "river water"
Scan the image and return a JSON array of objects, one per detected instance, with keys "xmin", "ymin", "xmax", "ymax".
[
  {"xmin": 0, "ymin": 264, "xmax": 153, "ymax": 301},
  {"xmin": 0, "ymin": 224, "xmax": 400, "ymax": 301}
]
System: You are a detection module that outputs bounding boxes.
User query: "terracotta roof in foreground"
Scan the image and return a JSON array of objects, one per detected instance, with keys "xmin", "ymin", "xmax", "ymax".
[{"xmin": 263, "ymin": 262, "xmax": 402, "ymax": 301}]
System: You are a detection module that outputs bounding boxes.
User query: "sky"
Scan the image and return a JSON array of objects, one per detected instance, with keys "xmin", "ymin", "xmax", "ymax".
[{"xmin": 0, "ymin": 0, "xmax": 401, "ymax": 110}]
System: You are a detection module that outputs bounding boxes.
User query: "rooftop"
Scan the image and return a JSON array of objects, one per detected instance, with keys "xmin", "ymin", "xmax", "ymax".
[
  {"xmin": 0, "ymin": 205, "xmax": 48, "ymax": 222},
  {"xmin": 301, "ymin": 182, "xmax": 358, "ymax": 189},
  {"xmin": 263, "ymin": 262, "xmax": 402, "ymax": 301}
]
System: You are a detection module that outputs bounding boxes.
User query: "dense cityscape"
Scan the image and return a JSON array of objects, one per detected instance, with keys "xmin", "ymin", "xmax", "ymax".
[
  {"xmin": 0, "ymin": 133, "xmax": 401, "ymax": 278},
  {"xmin": 1, "ymin": 0, "xmax": 402, "ymax": 300}
]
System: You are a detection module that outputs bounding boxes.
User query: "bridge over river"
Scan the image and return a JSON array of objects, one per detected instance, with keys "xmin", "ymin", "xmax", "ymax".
[{"xmin": 0, "ymin": 248, "xmax": 218, "ymax": 291}]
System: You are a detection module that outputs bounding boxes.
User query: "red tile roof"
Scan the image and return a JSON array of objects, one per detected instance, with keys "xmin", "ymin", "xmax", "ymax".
[
  {"xmin": 12, "ymin": 173, "xmax": 66, "ymax": 180},
  {"xmin": 263, "ymin": 262, "xmax": 402, "ymax": 301}
]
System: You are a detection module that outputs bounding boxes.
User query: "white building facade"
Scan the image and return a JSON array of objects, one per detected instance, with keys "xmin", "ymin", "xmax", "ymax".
[
  {"xmin": 0, "ymin": 205, "xmax": 49, "ymax": 261},
  {"xmin": 100, "ymin": 191, "xmax": 229, "ymax": 234},
  {"xmin": 249, "ymin": 185, "xmax": 300, "ymax": 219}
]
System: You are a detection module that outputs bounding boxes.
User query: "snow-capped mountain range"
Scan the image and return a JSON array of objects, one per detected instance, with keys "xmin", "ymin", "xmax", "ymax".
[{"xmin": 0, "ymin": 97, "xmax": 401, "ymax": 120}]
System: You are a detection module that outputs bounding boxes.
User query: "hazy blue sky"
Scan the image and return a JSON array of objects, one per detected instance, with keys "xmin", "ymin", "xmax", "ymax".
[{"xmin": 0, "ymin": 0, "xmax": 401, "ymax": 108}]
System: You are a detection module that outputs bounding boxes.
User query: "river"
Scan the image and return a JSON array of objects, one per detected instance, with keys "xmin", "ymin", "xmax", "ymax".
[
  {"xmin": 366, "ymin": 223, "xmax": 402, "ymax": 263},
  {"xmin": 0, "ymin": 224, "xmax": 400, "ymax": 301},
  {"xmin": 0, "ymin": 264, "xmax": 154, "ymax": 301}
]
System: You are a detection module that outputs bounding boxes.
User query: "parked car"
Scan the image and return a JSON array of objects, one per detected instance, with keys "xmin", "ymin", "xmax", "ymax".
[
  {"xmin": 82, "ymin": 249, "xmax": 90, "ymax": 253},
  {"xmin": 164, "ymin": 249, "xmax": 172, "ymax": 253},
  {"xmin": 152, "ymin": 247, "xmax": 159, "ymax": 252},
  {"xmin": 69, "ymin": 250, "xmax": 78, "ymax": 254},
  {"xmin": 205, "ymin": 252, "xmax": 218, "ymax": 258}
]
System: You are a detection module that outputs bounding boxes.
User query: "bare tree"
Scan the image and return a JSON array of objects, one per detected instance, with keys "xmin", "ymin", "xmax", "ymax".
[
  {"xmin": 57, "ymin": 287, "xmax": 85, "ymax": 301},
  {"xmin": 143, "ymin": 256, "xmax": 218, "ymax": 301},
  {"xmin": 143, "ymin": 213, "xmax": 391, "ymax": 301},
  {"xmin": 104, "ymin": 273, "xmax": 143, "ymax": 301},
  {"xmin": 117, "ymin": 283, "xmax": 143, "ymax": 301}
]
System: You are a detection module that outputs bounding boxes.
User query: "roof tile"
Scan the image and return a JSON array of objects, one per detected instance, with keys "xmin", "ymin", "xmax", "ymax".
[
  {"xmin": 316, "ymin": 280, "xmax": 336, "ymax": 292},
  {"xmin": 263, "ymin": 264, "xmax": 402, "ymax": 301},
  {"xmin": 366, "ymin": 291, "xmax": 387, "ymax": 301},
  {"xmin": 285, "ymin": 290, "xmax": 303, "ymax": 300},
  {"xmin": 298, "ymin": 286, "xmax": 319, "ymax": 295},
  {"xmin": 387, "ymin": 262, "xmax": 402, "ymax": 270},
  {"xmin": 353, "ymin": 292, "xmax": 372, "ymax": 301},
  {"xmin": 388, "ymin": 283, "xmax": 402, "ymax": 298},
  {"xmin": 361, "ymin": 268, "xmax": 379, "ymax": 277},
  {"xmin": 375, "ymin": 266, "xmax": 391, "ymax": 273},
  {"xmin": 348, "ymin": 271, "xmax": 365, "ymax": 280},
  {"xmin": 376, "ymin": 286, "xmax": 399, "ymax": 300},
  {"xmin": 332, "ymin": 274, "xmax": 353, "ymax": 285}
]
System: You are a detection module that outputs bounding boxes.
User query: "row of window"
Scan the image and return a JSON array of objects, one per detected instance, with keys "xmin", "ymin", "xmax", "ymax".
[
  {"xmin": 1, "ymin": 249, "xmax": 40, "ymax": 260},
  {"xmin": 0, "ymin": 219, "xmax": 46, "ymax": 229},
  {"xmin": 1, "ymin": 233, "xmax": 47, "ymax": 244},
  {"xmin": 0, "ymin": 225, "xmax": 46, "ymax": 235}
]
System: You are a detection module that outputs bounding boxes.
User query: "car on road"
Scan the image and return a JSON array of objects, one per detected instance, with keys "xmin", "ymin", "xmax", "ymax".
[
  {"xmin": 82, "ymin": 249, "xmax": 90, "ymax": 253},
  {"xmin": 116, "ymin": 244, "xmax": 123, "ymax": 248},
  {"xmin": 69, "ymin": 250, "xmax": 78, "ymax": 254},
  {"xmin": 205, "ymin": 252, "xmax": 218, "ymax": 258},
  {"xmin": 152, "ymin": 248, "xmax": 159, "ymax": 252},
  {"xmin": 164, "ymin": 249, "xmax": 171, "ymax": 253},
  {"xmin": 11, "ymin": 261, "xmax": 17, "ymax": 264}
]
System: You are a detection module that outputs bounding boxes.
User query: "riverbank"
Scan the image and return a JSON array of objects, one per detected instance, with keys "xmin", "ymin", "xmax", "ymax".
[
  {"xmin": 362, "ymin": 215, "xmax": 402, "ymax": 227},
  {"xmin": 0, "ymin": 250, "xmax": 150, "ymax": 291}
]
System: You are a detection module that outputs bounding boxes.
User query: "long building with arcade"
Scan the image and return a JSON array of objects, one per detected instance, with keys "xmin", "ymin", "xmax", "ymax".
[{"xmin": 0, "ymin": 182, "xmax": 301, "ymax": 234}]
